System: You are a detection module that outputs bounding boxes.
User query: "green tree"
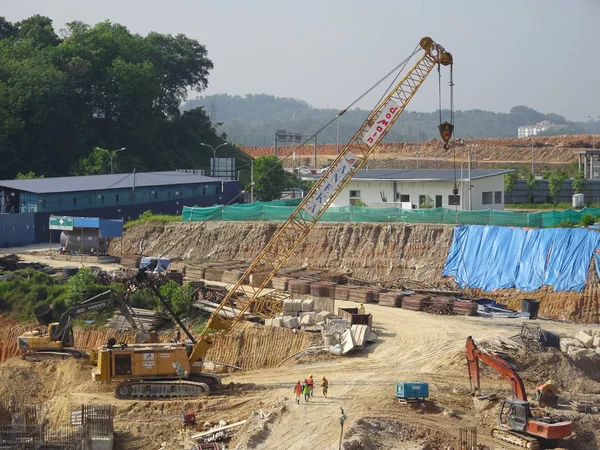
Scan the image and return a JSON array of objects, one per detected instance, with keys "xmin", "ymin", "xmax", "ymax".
[
  {"xmin": 66, "ymin": 267, "xmax": 107, "ymax": 305},
  {"xmin": 72, "ymin": 147, "xmax": 121, "ymax": 175},
  {"xmin": 504, "ymin": 172, "xmax": 518, "ymax": 203},
  {"xmin": 525, "ymin": 171, "xmax": 537, "ymax": 203},
  {"xmin": 548, "ymin": 169, "xmax": 568, "ymax": 204},
  {"xmin": 253, "ymin": 155, "xmax": 290, "ymax": 201},
  {"xmin": 159, "ymin": 281, "xmax": 195, "ymax": 317},
  {"xmin": 0, "ymin": 16, "xmax": 251, "ymax": 180},
  {"xmin": 15, "ymin": 171, "xmax": 44, "ymax": 179},
  {"xmin": 572, "ymin": 169, "xmax": 586, "ymax": 195},
  {"xmin": 419, "ymin": 195, "xmax": 434, "ymax": 209}
]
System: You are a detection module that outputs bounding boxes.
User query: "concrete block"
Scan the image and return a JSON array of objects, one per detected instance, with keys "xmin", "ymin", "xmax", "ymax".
[
  {"xmin": 300, "ymin": 314, "xmax": 315, "ymax": 326},
  {"xmin": 264, "ymin": 318, "xmax": 272, "ymax": 327},
  {"xmin": 317, "ymin": 311, "xmax": 334, "ymax": 322},
  {"xmin": 593, "ymin": 336, "xmax": 600, "ymax": 348},
  {"xmin": 272, "ymin": 318, "xmax": 283, "ymax": 327},
  {"xmin": 283, "ymin": 317, "xmax": 300, "ymax": 328},
  {"xmin": 568, "ymin": 346, "xmax": 587, "ymax": 357},
  {"xmin": 592, "ymin": 329, "xmax": 600, "ymax": 337},
  {"xmin": 292, "ymin": 299, "xmax": 303, "ymax": 312},
  {"xmin": 596, "ymin": 346, "xmax": 600, "ymax": 357},
  {"xmin": 302, "ymin": 299, "xmax": 314, "ymax": 312},
  {"xmin": 560, "ymin": 338, "xmax": 583, "ymax": 353},
  {"xmin": 575, "ymin": 331, "xmax": 594, "ymax": 348},
  {"xmin": 283, "ymin": 299, "xmax": 294, "ymax": 312}
]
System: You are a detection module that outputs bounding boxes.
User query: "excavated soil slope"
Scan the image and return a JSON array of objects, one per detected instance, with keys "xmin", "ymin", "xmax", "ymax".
[
  {"xmin": 113, "ymin": 221, "xmax": 453, "ymax": 282},
  {"xmin": 115, "ymin": 221, "xmax": 600, "ymax": 323},
  {"xmin": 243, "ymin": 134, "xmax": 594, "ymax": 172}
]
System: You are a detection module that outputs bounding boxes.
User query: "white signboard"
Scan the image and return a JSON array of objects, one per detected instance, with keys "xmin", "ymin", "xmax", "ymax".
[
  {"xmin": 303, "ymin": 151, "xmax": 358, "ymax": 218},
  {"xmin": 362, "ymin": 100, "xmax": 401, "ymax": 147}
]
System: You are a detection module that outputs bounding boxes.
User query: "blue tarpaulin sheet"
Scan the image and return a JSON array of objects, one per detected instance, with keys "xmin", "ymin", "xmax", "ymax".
[
  {"xmin": 140, "ymin": 257, "xmax": 171, "ymax": 273},
  {"xmin": 442, "ymin": 225, "xmax": 600, "ymax": 292}
]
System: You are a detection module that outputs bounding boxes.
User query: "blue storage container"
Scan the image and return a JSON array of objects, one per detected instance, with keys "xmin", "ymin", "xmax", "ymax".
[{"xmin": 396, "ymin": 382, "xmax": 429, "ymax": 400}]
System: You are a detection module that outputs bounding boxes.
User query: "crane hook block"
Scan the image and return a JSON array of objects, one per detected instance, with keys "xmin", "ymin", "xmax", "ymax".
[{"xmin": 439, "ymin": 121, "xmax": 454, "ymax": 149}]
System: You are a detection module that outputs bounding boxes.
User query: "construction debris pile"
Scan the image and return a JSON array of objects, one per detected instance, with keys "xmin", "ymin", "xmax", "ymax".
[{"xmin": 107, "ymin": 307, "xmax": 172, "ymax": 331}]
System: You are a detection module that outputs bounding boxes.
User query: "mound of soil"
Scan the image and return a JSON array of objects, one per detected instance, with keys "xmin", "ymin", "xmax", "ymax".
[{"xmin": 342, "ymin": 417, "xmax": 451, "ymax": 450}]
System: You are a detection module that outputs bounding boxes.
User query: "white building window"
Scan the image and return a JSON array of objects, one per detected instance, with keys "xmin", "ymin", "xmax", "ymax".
[
  {"xmin": 482, "ymin": 192, "xmax": 493, "ymax": 205},
  {"xmin": 494, "ymin": 191, "xmax": 502, "ymax": 204},
  {"xmin": 448, "ymin": 195, "xmax": 460, "ymax": 206},
  {"xmin": 349, "ymin": 190, "xmax": 361, "ymax": 198}
]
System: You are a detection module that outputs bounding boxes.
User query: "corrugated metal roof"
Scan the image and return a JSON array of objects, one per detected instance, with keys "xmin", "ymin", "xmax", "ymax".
[
  {"xmin": 309, "ymin": 169, "xmax": 512, "ymax": 181},
  {"xmin": 0, "ymin": 171, "xmax": 220, "ymax": 194}
]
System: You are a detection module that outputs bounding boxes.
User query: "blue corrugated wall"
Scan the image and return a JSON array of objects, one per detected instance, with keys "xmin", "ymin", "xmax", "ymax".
[{"xmin": 0, "ymin": 213, "xmax": 35, "ymax": 247}]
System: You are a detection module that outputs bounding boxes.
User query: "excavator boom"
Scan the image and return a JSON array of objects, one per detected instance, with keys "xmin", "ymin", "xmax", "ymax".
[
  {"xmin": 189, "ymin": 37, "xmax": 454, "ymax": 364},
  {"xmin": 466, "ymin": 336, "xmax": 527, "ymax": 400}
]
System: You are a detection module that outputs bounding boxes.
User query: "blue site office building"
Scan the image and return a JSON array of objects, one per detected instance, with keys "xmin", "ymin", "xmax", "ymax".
[{"xmin": 0, "ymin": 170, "xmax": 240, "ymax": 247}]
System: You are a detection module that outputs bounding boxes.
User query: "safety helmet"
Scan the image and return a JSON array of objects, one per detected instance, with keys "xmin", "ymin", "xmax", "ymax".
[{"xmin": 310, "ymin": 374, "xmax": 313, "ymax": 377}]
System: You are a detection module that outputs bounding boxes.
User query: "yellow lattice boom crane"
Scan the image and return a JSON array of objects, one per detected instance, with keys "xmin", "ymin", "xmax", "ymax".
[
  {"xmin": 92, "ymin": 37, "xmax": 453, "ymax": 399},
  {"xmin": 189, "ymin": 36, "xmax": 453, "ymax": 363}
]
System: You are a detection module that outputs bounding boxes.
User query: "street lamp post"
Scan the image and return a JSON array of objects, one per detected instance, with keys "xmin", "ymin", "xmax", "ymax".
[
  {"xmin": 98, "ymin": 147, "xmax": 125, "ymax": 174},
  {"xmin": 336, "ymin": 117, "xmax": 340, "ymax": 155},
  {"xmin": 200, "ymin": 142, "xmax": 228, "ymax": 177}
]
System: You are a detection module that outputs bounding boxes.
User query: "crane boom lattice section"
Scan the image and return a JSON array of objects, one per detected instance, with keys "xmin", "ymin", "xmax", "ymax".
[{"xmin": 189, "ymin": 38, "xmax": 451, "ymax": 364}]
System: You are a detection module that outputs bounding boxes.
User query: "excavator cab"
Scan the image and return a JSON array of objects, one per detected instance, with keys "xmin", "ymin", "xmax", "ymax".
[{"xmin": 500, "ymin": 399, "xmax": 530, "ymax": 432}]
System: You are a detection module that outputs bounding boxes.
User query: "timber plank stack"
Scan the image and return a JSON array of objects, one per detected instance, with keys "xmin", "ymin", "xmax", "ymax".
[
  {"xmin": 334, "ymin": 286, "xmax": 350, "ymax": 302},
  {"xmin": 185, "ymin": 264, "xmax": 208, "ymax": 281},
  {"xmin": 401, "ymin": 295, "xmax": 430, "ymax": 311},
  {"xmin": 452, "ymin": 299, "xmax": 478, "ymax": 316},
  {"xmin": 221, "ymin": 266, "xmax": 246, "ymax": 284},
  {"xmin": 348, "ymin": 288, "xmax": 380, "ymax": 304},
  {"xmin": 250, "ymin": 272, "xmax": 273, "ymax": 288},
  {"xmin": 289, "ymin": 279, "xmax": 313, "ymax": 296},
  {"xmin": 378, "ymin": 290, "xmax": 400, "ymax": 308},
  {"xmin": 271, "ymin": 276, "xmax": 290, "ymax": 291},
  {"xmin": 422, "ymin": 296, "xmax": 453, "ymax": 315},
  {"xmin": 121, "ymin": 254, "xmax": 142, "ymax": 268},
  {"xmin": 166, "ymin": 271, "xmax": 184, "ymax": 285},
  {"xmin": 311, "ymin": 282, "xmax": 336, "ymax": 299}
]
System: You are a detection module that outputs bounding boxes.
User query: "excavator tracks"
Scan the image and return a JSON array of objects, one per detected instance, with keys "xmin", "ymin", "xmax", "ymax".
[
  {"xmin": 492, "ymin": 428, "xmax": 540, "ymax": 450},
  {"xmin": 115, "ymin": 380, "xmax": 211, "ymax": 399},
  {"xmin": 22, "ymin": 349, "xmax": 86, "ymax": 362}
]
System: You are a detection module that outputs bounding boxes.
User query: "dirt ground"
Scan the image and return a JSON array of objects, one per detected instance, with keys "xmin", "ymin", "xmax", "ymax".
[{"xmin": 2, "ymin": 302, "xmax": 600, "ymax": 449}]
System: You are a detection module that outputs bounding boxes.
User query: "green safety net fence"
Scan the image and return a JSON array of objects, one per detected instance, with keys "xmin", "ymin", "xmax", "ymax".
[{"xmin": 182, "ymin": 200, "xmax": 600, "ymax": 228}]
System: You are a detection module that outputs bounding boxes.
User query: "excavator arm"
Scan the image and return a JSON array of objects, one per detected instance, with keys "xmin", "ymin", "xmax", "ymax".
[
  {"xmin": 466, "ymin": 336, "xmax": 528, "ymax": 401},
  {"xmin": 188, "ymin": 37, "xmax": 454, "ymax": 365},
  {"xmin": 52, "ymin": 290, "xmax": 140, "ymax": 346}
]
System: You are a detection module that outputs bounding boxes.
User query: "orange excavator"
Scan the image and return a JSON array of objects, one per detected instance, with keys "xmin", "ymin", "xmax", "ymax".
[{"xmin": 466, "ymin": 336, "xmax": 572, "ymax": 449}]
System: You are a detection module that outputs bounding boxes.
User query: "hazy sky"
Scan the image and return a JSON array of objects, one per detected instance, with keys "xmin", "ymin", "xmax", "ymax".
[{"xmin": 4, "ymin": 0, "xmax": 599, "ymax": 121}]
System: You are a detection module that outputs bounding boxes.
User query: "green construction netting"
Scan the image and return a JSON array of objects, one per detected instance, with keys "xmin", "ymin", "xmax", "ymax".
[{"xmin": 181, "ymin": 201, "xmax": 600, "ymax": 228}]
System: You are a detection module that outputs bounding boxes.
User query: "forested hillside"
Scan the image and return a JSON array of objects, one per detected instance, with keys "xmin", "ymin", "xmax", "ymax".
[
  {"xmin": 185, "ymin": 94, "xmax": 587, "ymax": 147},
  {"xmin": 0, "ymin": 16, "xmax": 250, "ymax": 179}
]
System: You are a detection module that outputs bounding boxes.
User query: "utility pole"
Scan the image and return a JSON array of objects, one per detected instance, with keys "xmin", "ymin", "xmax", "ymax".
[
  {"xmin": 531, "ymin": 135, "xmax": 534, "ymax": 174},
  {"xmin": 416, "ymin": 113, "xmax": 420, "ymax": 169},
  {"xmin": 468, "ymin": 148, "xmax": 472, "ymax": 211},
  {"xmin": 250, "ymin": 159, "xmax": 254, "ymax": 204},
  {"xmin": 589, "ymin": 116, "xmax": 599, "ymax": 151},
  {"xmin": 336, "ymin": 117, "xmax": 340, "ymax": 155}
]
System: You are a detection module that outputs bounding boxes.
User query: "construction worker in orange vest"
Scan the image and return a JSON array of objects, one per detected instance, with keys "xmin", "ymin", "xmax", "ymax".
[
  {"xmin": 293, "ymin": 380, "xmax": 302, "ymax": 404},
  {"xmin": 308, "ymin": 374, "xmax": 315, "ymax": 397}
]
